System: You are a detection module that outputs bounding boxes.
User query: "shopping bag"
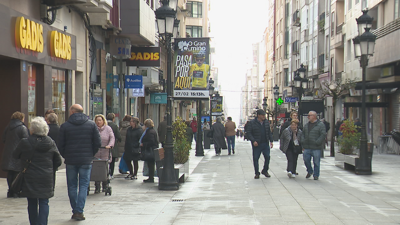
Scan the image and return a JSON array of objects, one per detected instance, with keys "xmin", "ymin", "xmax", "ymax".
[{"xmin": 119, "ymin": 153, "xmax": 129, "ymax": 174}]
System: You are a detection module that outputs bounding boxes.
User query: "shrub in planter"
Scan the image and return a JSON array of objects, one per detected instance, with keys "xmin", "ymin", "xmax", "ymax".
[
  {"xmin": 172, "ymin": 117, "xmax": 191, "ymax": 164},
  {"xmin": 338, "ymin": 119, "xmax": 361, "ymax": 154}
]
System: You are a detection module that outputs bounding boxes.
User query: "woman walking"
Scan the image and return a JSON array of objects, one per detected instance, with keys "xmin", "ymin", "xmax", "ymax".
[
  {"xmin": 123, "ymin": 117, "xmax": 143, "ymax": 180},
  {"xmin": 1, "ymin": 111, "xmax": 29, "ymax": 198},
  {"xmin": 13, "ymin": 117, "xmax": 62, "ymax": 225},
  {"xmin": 94, "ymin": 114, "xmax": 115, "ymax": 193},
  {"xmin": 280, "ymin": 119, "xmax": 302, "ymax": 178},
  {"xmin": 118, "ymin": 115, "xmax": 132, "ymax": 174},
  {"xmin": 211, "ymin": 117, "xmax": 227, "ymax": 156},
  {"xmin": 140, "ymin": 119, "xmax": 159, "ymax": 183}
]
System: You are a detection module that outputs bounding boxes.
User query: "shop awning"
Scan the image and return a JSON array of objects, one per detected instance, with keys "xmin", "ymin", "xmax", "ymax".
[
  {"xmin": 355, "ymin": 81, "xmax": 400, "ymax": 90},
  {"xmin": 344, "ymin": 102, "xmax": 389, "ymax": 108}
]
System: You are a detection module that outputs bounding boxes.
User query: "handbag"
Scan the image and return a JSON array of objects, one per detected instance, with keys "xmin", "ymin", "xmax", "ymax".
[
  {"xmin": 207, "ymin": 130, "xmax": 213, "ymax": 138},
  {"xmin": 140, "ymin": 145, "xmax": 155, "ymax": 161},
  {"xmin": 294, "ymin": 145, "xmax": 303, "ymax": 154},
  {"xmin": 11, "ymin": 139, "xmax": 36, "ymax": 194}
]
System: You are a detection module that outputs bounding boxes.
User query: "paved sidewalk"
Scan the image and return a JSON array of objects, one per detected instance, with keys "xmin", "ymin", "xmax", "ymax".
[{"xmin": 1, "ymin": 139, "xmax": 400, "ymax": 224}]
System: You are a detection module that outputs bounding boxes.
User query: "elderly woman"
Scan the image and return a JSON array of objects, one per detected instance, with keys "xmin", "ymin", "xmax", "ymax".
[
  {"xmin": 140, "ymin": 119, "xmax": 159, "ymax": 183},
  {"xmin": 13, "ymin": 117, "xmax": 62, "ymax": 225},
  {"xmin": 123, "ymin": 117, "xmax": 143, "ymax": 180},
  {"xmin": 1, "ymin": 111, "xmax": 29, "ymax": 198},
  {"xmin": 211, "ymin": 117, "xmax": 227, "ymax": 156},
  {"xmin": 94, "ymin": 114, "xmax": 115, "ymax": 193},
  {"xmin": 280, "ymin": 119, "xmax": 302, "ymax": 178},
  {"xmin": 46, "ymin": 113, "xmax": 59, "ymax": 145}
]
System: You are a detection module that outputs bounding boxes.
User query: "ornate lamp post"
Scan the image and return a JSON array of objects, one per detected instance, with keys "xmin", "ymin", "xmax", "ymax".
[
  {"xmin": 155, "ymin": 0, "xmax": 179, "ymax": 190},
  {"xmin": 209, "ymin": 78, "xmax": 215, "ymax": 125},
  {"xmin": 352, "ymin": 9, "xmax": 376, "ymax": 175},
  {"xmin": 273, "ymin": 85, "xmax": 280, "ymax": 141}
]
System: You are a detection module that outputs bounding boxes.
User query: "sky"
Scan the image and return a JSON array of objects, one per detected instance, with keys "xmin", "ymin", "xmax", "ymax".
[{"xmin": 209, "ymin": 0, "xmax": 269, "ymax": 125}]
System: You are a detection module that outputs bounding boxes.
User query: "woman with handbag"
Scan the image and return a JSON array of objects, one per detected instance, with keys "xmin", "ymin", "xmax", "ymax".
[
  {"xmin": 123, "ymin": 117, "xmax": 143, "ymax": 180},
  {"xmin": 13, "ymin": 117, "xmax": 62, "ymax": 225},
  {"xmin": 94, "ymin": 114, "xmax": 115, "ymax": 193},
  {"xmin": 279, "ymin": 119, "xmax": 303, "ymax": 178},
  {"xmin": 1, "ymin": 111, "xmax": 29, "ymax": 198},
  {"xmin": 140, "ymin": 119, "xmax": 159, "ymax": 183}
]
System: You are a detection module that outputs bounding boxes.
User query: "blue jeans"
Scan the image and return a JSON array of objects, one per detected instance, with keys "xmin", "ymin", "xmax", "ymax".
[
  {"xmin": 226, "ymin": 136, "xmax": 235, "ymax": 154},
  {"xmin": 252, "ymin": 142, "xmax": 270, "ymax": 175},
  {"xmin": 66, "ymin": 164, "xmax": 92, "ymax": 214},
  {"xmin": 303, "ymin": 149, "xmax": 321, "ymax": 178},
  {"xmin": 193, "ymin": 132, "xmax": 197, "ymax": 142},
  {"xmin": 27, "ymin": 198, "xmax": 49, "ymax": 225}
]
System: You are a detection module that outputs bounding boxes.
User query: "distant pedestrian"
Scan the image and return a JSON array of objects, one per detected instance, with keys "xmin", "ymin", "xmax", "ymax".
[
  {"xmin": 190, "ymin": 117, "xmax": 198, "ymax": 142},
  {"xmin": 1, "ymin": 111, "xmax": 29, "ymax": 198},
  {"xmin": 185, "ymin": 121, "xmax": 193, "ymax": 145},
  {"xmin": 354, "ymin": 118, "xmax": 362, "ymax": 133},
  {"xmin": 106, "ymin": 113, "xmax": 121, "ymax": 178},
  {"xmin": 245, "ymin": 109, "xmax": 274, "ymax": 179},
  {"xmin": 300, "ymin": 111, "xmax": 326, "ymax": 181},
  {"xmin": 158, "ymin": 115, "xmax": 167, "ymax": 147},
  {"xmin": 44, "ymin": 109, "xmax": 55, "ymax": 120},
  {"xmin": 46, "ymin": 113, "xmax": 60, "ymax": 146},
  {"xmin": 123, "ymin": 117, "xmax": 143, "ymax": 180},
  {"xmin": 94, "ymin": 114, "xmax": 115, "ymax": 193},
  {"xmin": 58, "ymin": 104, "xmax": 101, "ymax": 221},
  {"xmin": 211, "ymin": 117, "xmax": 227, "ymax": 156},
  {"xmin": 244, "ymin": 121, "xmax": 250, "ymax": 141},
  {"xmin": 13, "ymin": 117, "xmax": 62, "ymax": 225},
  {"xmin": 280, "ymin": 119, "xmax": 302, "ymax": 178},
  {"xmin": 321, "ymin": 118, "xmax": 330, "ymax": 147},
  {"xmin": 118, "ymin": 115, "xmax": 132, "ymax": 174},
  {"xmin": 202, "ymin": 118, "xmax": 210, "ymax": 130},
  {"xmin": 225, "ymin": 117, "xmax": 236, "ymax": 155},
  {"xmin": 140, "ymin": 119, "xmax": 159, "ymax": 183},
  {"xmin": 335, "ymin": 118, "xmax": 342, "ymax": 141}
]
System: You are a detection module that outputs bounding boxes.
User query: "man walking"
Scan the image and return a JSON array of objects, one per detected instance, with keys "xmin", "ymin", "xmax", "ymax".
[
  {"xmin": 245, "ymin": 109, "xmax": 274, "ymax": 179},
  {"xmin": 300, "ymin": 111, "xmax": 326, "ymax": 180},
  {"xmin": 190, "ymin": 117, "xmax": 198, "ymax": 142},
  {"xmin": 58, "ymin": 104, "xmax": 101, "ymax": 221},
  {"xmin": 225, "ymin": 117, "xmax": 236, "ymax": 155}
]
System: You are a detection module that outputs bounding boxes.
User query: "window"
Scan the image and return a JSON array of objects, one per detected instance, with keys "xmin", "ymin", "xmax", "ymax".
[
  {"xmin": 187, "ymin": 1, "xmax": 202, "ymax": 18},
  {"xmin": 395, "ymin": 0, "xmax": 400, "ymax": 19},
  {"xmin": 362, "ymin": 0, "xmax": 367, "ymax": 9},
  {"xmin": 356, "ymin": 0, "xmax": 360, "ymax": 4},
  {"xmin": 52, "ymin": 69, "xmax": 66, "ymax": 124},
  {"xmin": 348, "ymin": 0, "xmax": 352, "ymax": 10},
  {"xmin": 347, "ymin": 40, "xmax": 351, "ymax": 61},
  {"xmin": 28, "ymin": 64, "xmax": 37, "ymax": 127},
  {"xmin": 186, "ymin": 26, "xmax": 202, "ymax": 37},
  {"xmin": 284, "ymin": 68, "xmax": 289, "ymax": 86}
]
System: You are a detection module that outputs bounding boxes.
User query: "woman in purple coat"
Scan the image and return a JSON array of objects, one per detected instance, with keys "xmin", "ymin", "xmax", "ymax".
[{"xmin": 94, "ymin": 114, "xmax": 115, "ymax": 193}]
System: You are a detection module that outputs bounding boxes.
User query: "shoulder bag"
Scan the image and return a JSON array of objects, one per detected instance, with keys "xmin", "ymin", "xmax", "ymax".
[
  {"xmin": 140, "ymin": 144, "xmax": 155, "ymax": 161},
  {"xmin": 11, "ymin": 139, "xmax": 36, "ymax": 194}
]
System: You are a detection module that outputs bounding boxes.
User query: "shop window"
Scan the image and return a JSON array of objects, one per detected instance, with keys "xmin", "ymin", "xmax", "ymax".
[
  {"xmin": 28, "ymin": 64, "xmax": 37, "ymax": 126},
  {"xmin": 52, "ymin": 69, "xmax": 66, "ymax": 124}
]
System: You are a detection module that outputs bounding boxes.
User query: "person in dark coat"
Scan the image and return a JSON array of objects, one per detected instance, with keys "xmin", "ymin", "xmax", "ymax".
[
  {"xmin": 123, "ymin": 117, "xmax": 143, "ymax": 180},
  {"xmin": 245, "ymin": 109, "xmax": 274, "ymax": 179},
  {"xmin": 13, "ymin": 116, "xmax": 62, "ymax": 225},
  {"xmin": 46, "ymin": 113, "xmax": 60, "ymax": 145},
  {"xmin": 140, "ymin": 119, "xmax": 159, "ymax": 183},
  {"xmin": 158, "ymin": 115, "xmax": 167, "ymax": 147},
  {"xmin": 107, "ymin": 113, "xmax": 122, "ymax": 178},
  {"xmin": 118, "ymin": 115, "xmax": 132, "ymax": 174},
  {"xmin": 58, "ymin": 104, "xmax": 101, "ymax": 221},
  {"xmin": 211, "ymin": 117, "xmax": 227, "ymax": 156},
  {"xmin": 185, "ymin": 121, "xmax": 193, "ymax": 145},
  {"xmin": 1, "ymin": 111, "xmax": 29, "ymax": 198},
  {"xmin": 335, "ymin": 118, "xmax": 343, "ymax": 141}
]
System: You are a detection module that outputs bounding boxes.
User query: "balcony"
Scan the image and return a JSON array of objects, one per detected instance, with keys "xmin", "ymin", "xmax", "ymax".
[
  {"xmin": 292, "ymin": 40, "xmax": 299, "ymax": 55},
  {"xmin": 336, "ymin": 23, "xmax": 343, "ymax": 34},
  {"xmin": 332, "ymin": 33, "xmax": 345, "ymax": 49},
  {"xmin": 292, "ymin": 10, "xmax": 300, "ymax": 27},
  {"xmin": 120, "ymin": 0, "xmax": 155, "ymax": 46}
]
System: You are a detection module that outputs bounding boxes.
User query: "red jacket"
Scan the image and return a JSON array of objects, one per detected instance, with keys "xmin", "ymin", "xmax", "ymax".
[{"xmin": 190, "ymin": 120, "xmax": 198, "ymax": 133}]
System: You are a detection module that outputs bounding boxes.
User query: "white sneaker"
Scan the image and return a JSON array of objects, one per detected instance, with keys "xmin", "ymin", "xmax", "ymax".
[
  {"xmin": 287, "ymin": 172, "xmax": 292, "ymax": 178},
  {"xmin": 291, "ymin": 173, "xmax": 296, "ymax": 178}
]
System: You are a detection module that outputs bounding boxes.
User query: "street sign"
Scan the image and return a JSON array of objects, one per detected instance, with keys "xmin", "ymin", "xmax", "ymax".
[
  {"xmin": 276, "ymin": 98, "xmax": 284, "ymax": 105},
  {"xmin": 125, "ymin": 75, "xmax": 143, "ymax": 88},
  {"xmin": 285, "ymin": 97, "xmax": 298, "ymax": 103}
]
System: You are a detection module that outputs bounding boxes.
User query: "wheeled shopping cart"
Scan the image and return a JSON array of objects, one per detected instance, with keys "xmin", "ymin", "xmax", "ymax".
[{"xmin": 88, "ymin": 147, "xmax": 112, "ymax": 196}]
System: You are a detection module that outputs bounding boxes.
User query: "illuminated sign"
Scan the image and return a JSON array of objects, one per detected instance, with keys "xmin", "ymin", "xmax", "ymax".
[
  {"xmin": 15, "ymin": 17, "xmax": 43, "ymax": 53},
  {"xmin": 50, "ymin": 31, "xmax": 72, "ymax": 60}
]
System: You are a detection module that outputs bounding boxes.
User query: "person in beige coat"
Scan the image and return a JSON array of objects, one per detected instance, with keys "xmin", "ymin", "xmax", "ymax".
[{"xmin": 225, "ymin": 117, "xmax": 236, "ymax": 155}]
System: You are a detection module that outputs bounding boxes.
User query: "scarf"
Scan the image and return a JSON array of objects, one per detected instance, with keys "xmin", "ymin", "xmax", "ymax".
[{"xmin": 139, "ymin": 128, "xmax": 148, "ymax": 144}]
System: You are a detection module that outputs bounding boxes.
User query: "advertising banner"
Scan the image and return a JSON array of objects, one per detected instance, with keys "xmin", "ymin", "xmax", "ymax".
[
  {"xmin": 126, "ymin": 47, "xmax": 161, "ymax": 67},
  {"xmin": 174, "ymin": 38, "xmax": 211, "ymax": 99},
  {"xmin": 130, "ymin": 85, "xmax": 145, "ymax": 97},
  {"xmin": 211, "ymin": 96, "xmax": 223, "ymax": 116}
]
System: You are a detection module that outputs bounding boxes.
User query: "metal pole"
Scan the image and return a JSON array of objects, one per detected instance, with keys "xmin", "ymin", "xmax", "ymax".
[
  {"xmin": 209, "ymin": 95, "xmax": 212, "ymax": 126},
  {"xmin": 159, "ymin": 34, "xmax": 179, "ymax": 190},
  {"xmin": 356, "ymin": 54, "xmax": 371, "ymax": 175},
  {"xmin": 196, "ymin": 100, "xmax": 204, "ymax": 156},
  {"xmin": 298, "ymin": 89, "xmax": 302, "ymax": 125}
]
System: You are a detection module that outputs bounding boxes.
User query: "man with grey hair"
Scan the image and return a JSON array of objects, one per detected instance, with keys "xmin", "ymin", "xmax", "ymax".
[
  {"xmin": 58, "ymin": 104, "xmax": 101, "ymax": 221},
  {"xmin": 300, "ymin": 111, "xmax": 326, "ymax": 180},
  {"xmin": 46, "ymin": 113, "xmax": 59, "ymax": 145}
]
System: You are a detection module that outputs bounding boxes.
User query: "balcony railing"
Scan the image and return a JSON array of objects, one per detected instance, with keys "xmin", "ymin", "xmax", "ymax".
[
  {"xmin": 318, "ymin": 54, "xmax": 325, "ymax": 71},
  {"xmin": 292, "ymin": 10, "xmax": 300, "ymax": 27},
  {"xmin": 336, "ymin": 23, "xmax": 343, "ymax": 34}
]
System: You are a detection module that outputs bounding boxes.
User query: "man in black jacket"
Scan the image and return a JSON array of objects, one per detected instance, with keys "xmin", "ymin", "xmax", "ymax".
[
  {"xmin": 58, "ymin": 104, "xmax": 101, "ymax": 221},
  {"xmin": 245, "ymin": 109, "xmax": 274, "ymax": 179}
]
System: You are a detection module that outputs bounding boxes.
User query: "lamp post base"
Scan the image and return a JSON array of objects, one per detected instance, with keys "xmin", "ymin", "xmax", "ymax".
[{"xmin": 158, "ymin": 181, "xmax": 179, "ymax": 190}]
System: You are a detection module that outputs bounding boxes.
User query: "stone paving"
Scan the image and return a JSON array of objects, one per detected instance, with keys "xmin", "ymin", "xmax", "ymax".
[{"xmin": 1, "ymin": 139, "xmax": 400, "ymax": 224}]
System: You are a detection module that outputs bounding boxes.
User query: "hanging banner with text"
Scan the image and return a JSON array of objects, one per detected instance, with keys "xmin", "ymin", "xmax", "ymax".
[
  {"xmin": 173, "ymin": 38, "xmax": 211, "ymax": 99},
  {"xmin": 211, "ymin": 96, "xmax": 223, "ymax": 116}
]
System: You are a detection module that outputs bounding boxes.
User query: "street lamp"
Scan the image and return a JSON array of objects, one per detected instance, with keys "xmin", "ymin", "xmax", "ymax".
[
  {"xmin": 352, "ymin": 9, "xmax": 376, "ymax": 175},
  {"xmin": 273, "ymin": 85, "xmax": 279, "ymax": 141},
  {"xmin": 209, "ymin": 78, "xmax": 215, "ymax": 125},
  {"xmin": 293, "ymin": 64, "xmax": 308, "ymax": 124},
  {"xmin": 155, "ymin": 0, "xmax": 179, "ymax": 190}
]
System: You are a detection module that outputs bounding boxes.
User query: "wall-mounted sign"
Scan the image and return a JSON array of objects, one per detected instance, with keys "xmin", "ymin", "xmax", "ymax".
[
  {"xmin": 109, "ymin": 35, "xmax": 131, "ymax": 59},
  {"xmin": 285, "ymin": 97, "xmax": 298, "ymax": 103},
  {"xmin": 125, "ymin": 75, "xmax": 143, "ymax": 88},
  {"xmin": 173, "ymin": 38, "xmax": 211, "ymax": 99},
  {"xmin": 126, "ymin": 47, "xmax": 161, "ymax": 67},
  {"xmin": 15, "ymin": 17, "xmax": 44, "ymax": 54},
  {"xmin": 50, "ymin": 31, "xmax": 71, "ymax": 60},
  {"xmin": 130, "ymin": 85, "xmax": 145, "ymax": 97},
  {"xmin": 150, "ymin": 93, "xmax": 167, "ymax": 104},
  {"xmin": 211, "ymin": 96, "xmax": 223, "ymax": 116}
]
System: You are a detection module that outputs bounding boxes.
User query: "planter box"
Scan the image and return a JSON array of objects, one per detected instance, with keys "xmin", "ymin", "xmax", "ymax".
[{"xmin": 335, "ymin": 143, "xmax": 374, "ymax": 173}]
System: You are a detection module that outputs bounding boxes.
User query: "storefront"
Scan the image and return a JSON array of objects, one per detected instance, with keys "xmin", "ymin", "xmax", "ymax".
[{"xmin": 0, "ymin": 5, "xmax": 76, "ymax": 177}]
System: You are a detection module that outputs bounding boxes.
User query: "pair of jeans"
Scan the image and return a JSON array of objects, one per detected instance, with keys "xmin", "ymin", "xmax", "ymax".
[
  {"xmin": 193, "ymin": 132, "xmax": 197, "ymax": 142},
  {"xmin": 226, "ymin": 136, "xmax": 235, "ymax": 154},
  {"xmin": 303, "ymin": 149, "xmax": 321, "ymax": 178},
  {"xmin": 27, "ymin": 198, "xmax": 49, "ymax": 225},
  {"xmin": 252, "ymin": 142, "xmax": 270, "ymax": 175},
  {"xmin": 285, "ymin": 149, "xmax": 299, "ymax": 174},
  {"xmin": 66, "ymin": 164, "xmax": 92, "ymax": 214}
]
